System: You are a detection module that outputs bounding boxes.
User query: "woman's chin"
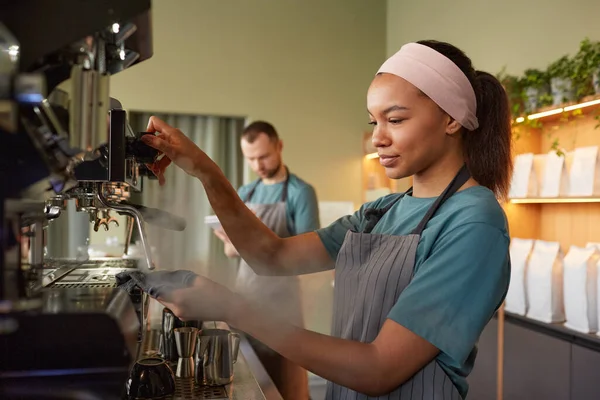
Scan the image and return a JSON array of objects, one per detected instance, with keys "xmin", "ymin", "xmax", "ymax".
[{"xmin": 384, "ymin": 168, "xmax": 409, "ymax": 181}]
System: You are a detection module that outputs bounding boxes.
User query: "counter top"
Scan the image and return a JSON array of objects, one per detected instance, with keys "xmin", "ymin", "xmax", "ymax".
[
  {"xmin": 141, "ymin": 321, "xmax": 282, "ymax": 400},
  {"xmin": 501, "ymin": 312, "xmax": 600, "ymax": 352}
]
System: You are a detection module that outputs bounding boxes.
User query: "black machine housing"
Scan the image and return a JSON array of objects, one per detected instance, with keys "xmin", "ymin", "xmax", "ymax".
[{"xmin": 0, "ymin": 1, "xmax": 166, "ymax": 399}]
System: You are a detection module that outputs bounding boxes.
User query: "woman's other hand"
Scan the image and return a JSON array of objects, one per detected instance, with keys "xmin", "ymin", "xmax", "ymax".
[{"xmin": 157, "ymin": 275, "xmax": 242, "ymax": 323}]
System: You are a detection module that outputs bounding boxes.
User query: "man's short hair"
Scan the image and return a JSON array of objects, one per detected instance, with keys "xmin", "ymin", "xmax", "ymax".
[{"xmin": 242, "ymin": 121, "xmax": 279, "ymax": 143}]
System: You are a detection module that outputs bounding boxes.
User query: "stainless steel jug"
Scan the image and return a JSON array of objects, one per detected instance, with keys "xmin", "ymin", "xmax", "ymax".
[
  {"xmin": 174, "ymin": 327, "xmax": 198, "ymax": 378},
  {"xmin": 161, "ymin": 307, "xmax": 201, "ymax": 362},
  {"xmin": 194, "ymin": 329, "xmax": 240, "ymax": 386}
]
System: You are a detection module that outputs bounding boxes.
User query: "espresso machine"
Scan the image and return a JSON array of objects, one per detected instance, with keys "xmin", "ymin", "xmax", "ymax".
[{"xmin": 0, "ymin": 1, "xmax": 186, "ymax": 398}]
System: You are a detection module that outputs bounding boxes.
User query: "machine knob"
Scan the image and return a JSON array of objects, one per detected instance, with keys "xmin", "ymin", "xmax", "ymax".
[{"xmin": 126, "ymin": 133, "xmax": 160, "ymax": 164}]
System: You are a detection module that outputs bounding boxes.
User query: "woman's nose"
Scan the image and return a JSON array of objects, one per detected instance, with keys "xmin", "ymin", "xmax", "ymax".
[{"xmin": 371, "ymin": 125, "xmax": 391, "ymax": 148}]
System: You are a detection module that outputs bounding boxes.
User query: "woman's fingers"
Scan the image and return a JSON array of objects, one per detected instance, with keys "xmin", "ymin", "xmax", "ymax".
[
  {"xmin": 141, "ymin": 134, "xmax": 171, "ymax": 154},
  {"xmin": 156, "ymin": 156, "xmax": 172, "ymax": 172},
  {"xmin": 146, "ymin": 115, "xmax": 172, "ymax": 136},
  {"xmin": 151, "ymin": 156, "xmax": 172, "ymax": 186}
]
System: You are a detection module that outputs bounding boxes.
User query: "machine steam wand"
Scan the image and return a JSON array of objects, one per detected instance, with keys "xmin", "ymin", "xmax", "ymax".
[{"xmin": 95, "ymin": 183, "xmax": 154, "ymax": 271}]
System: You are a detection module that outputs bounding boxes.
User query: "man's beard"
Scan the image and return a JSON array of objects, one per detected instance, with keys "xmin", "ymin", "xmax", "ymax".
[{"xmin": 263, "ymin": 161, "xmax": 283, "ymax": 179}]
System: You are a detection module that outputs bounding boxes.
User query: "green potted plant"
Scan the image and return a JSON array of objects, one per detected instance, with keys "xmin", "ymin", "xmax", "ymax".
[
  {"xmin": 547, "ymin": 55, "xmax": 576, "ymax": 105},
  {"xmin": 521, "ymin": 69, "xmax": 551, "ymax": 112},
  {"xmin": 497, "ymin": 67, "xmax": 526, "ymax": 118},
  {"xmin": 573, "ymin": 38, "xmax": 600, "ymax": 96}
]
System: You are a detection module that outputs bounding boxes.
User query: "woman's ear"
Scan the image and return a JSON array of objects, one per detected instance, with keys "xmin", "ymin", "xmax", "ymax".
[{"xmin": 446, "ymin": 119, "xmax": 462, "ymax": 136}]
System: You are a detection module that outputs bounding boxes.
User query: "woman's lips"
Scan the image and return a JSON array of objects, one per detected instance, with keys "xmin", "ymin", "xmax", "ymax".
[{"xmin": 379, "ymin": 155, "xmax": 399, "ymax": 167}]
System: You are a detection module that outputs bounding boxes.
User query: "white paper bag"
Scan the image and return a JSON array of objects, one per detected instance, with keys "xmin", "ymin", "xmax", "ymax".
[
  {"xmin": 526, "ymin": 240, "xmax": 565, "ymax": 323},
  {"xmin": 540, "ymin": 151, "xmax": 569, "ymax": 197},
  {"xmin": 505, "ymin": 238, "xmax": 535, "ymax": 315},
  {"xmin": 586, "ymin": 242, "xmax": 600, "ymax": 250},
  {"xmin": 533, "ymin": 154, "xmax": 545, "ymax": 196},
  {"xmin": 563, "ymin": 245, "xmax": 598, "ymax": 333},
  {"xmin": 568, "ymin": 146, "xmax": 600, "ymax": 196},
  {"xmin": 509, "ymin": 153, "xmax": 538, "ymax": 198}
]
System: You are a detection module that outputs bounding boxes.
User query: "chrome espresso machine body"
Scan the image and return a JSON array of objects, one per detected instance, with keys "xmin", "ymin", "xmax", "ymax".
[{"xmin": 0, "ymin": 1, "xmax": 183, "ymax": 399}]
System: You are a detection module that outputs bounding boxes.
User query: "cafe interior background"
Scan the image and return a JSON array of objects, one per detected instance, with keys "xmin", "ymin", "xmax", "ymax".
[{"xmin": 56, "ymin": 0, "xmax": 600, "ymax": 398}]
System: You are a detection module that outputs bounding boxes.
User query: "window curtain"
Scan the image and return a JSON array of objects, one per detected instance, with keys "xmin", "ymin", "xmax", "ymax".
[{"xmin": 129, "ymin": 112, "xmax": 245, "ymax": 288}]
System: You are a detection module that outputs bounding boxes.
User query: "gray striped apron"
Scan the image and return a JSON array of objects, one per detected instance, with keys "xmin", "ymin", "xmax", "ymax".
[{"xmin": 326, "ymin": 165, "xmax": 470, "ymax": 400}]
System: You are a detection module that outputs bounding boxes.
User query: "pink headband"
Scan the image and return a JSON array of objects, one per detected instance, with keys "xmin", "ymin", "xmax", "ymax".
[{"xmin": 377, "ymin": 43, "xmax": 479, "ymax": 131}]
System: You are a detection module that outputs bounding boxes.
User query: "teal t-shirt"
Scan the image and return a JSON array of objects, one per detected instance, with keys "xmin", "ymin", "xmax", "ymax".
[
  {"xmin": 316, "ymin": 186, "xmax": 510, "ymax": 398},
  {"xmin": 238, "ymin": 173, "xmax": 320, "ymax": 234}
]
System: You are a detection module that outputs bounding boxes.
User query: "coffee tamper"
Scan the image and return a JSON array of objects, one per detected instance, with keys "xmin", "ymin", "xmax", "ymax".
[{"xmin": 174, "ymin": 327, "xmax": 198, "ymax": 378}]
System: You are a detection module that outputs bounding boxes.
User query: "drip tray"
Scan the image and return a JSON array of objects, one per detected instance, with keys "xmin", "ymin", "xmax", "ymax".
[
  {"xmin": 50, "ymin": 282, "xmax": 116, "ymax": 289},
  {"xmin": 174, "ymin": 378, "xmax": 228, "ymax": 399},
  {"xmin": 47, "ymin": 267, "xmax": 136, "ymax": 288}
]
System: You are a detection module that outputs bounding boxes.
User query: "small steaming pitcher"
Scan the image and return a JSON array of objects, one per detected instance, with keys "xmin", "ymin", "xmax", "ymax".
[
  {"xmin": 161, "ymin": 307, "xmax": 201, "ymax": 362},
  {"xmin": 194, "ymin": 329, "xmax": 240, "ymax": 386}
]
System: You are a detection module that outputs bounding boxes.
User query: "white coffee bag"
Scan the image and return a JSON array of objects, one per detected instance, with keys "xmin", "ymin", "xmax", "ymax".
[
  {"xmin": 505, "ymin": 238, "xmax": 535, "ymax": 315},
  {"xmin": 509, "ymin": 153, "xmax": 538, "ymax": 198},
  {"xmin": 539, "ymin": 151, "xmax": 569, "ymax": 197},
  {"xmin": 568, "ymin": 146, "xmax": 600, "ymax": 196},
  {"xmin": 526, "ymin": 240, "xmax": 565, "ymax": 323},
  {"xmin": 563, "ymin": 245, "xmax": 598, "ymax": 333}
]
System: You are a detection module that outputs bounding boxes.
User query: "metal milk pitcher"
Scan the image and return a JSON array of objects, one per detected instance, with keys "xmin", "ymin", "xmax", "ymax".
[
  {"xmin": 161, "ymin": 307, "xmax": 201, "ymax": 362},
  {"xmin": 194, "ymin": 329, "xmax": 240, "ymax": 386}
]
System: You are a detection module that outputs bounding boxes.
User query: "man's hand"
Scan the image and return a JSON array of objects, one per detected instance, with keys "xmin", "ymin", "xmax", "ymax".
[
  {"xmin": 214, "ymin": 228, "xmax": 240, "ymax": 258},
  {"xmin": 213, "ymin": 228, "xmax": 230, "ymax": 243}
]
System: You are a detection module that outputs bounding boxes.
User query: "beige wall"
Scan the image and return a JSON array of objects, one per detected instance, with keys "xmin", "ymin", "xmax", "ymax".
[
  {"xmin": 387, "ymin": 0, "xmax": 600, "ymax": 75},
  {"xmin": 111, "ymin": 0, "xmax": 387, "ymax": 207}
]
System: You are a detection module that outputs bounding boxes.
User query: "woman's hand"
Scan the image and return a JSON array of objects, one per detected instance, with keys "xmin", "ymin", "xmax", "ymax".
[
  {"xmin": 141, "ymin": 116, "xmax": 207, "ymax": 185},
  {"xmin": 157, "ymin": 275, "xmax": 242, "ymax": 323}
]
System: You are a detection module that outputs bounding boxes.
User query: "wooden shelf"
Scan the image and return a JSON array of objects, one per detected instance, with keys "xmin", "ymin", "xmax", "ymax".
[
  {"xmin": 505, "ymin": 103, "xmax": 600, "ymax": 250},
  {"xmin": 510, "ymin": 197, "xmax": 600, "ymax": 204}
]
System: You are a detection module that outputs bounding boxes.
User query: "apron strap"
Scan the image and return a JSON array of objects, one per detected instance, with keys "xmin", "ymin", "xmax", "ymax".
[
  {"xmin": 362, "ymin": 164, "xmax": 471, "ymax": 235},
  {"xmin": 409, "ymin": 163, "xmax": 471, "ymax": 235},
  {"xmin": 363, "ymin": 188, "xmax": 412, "ymax": 234},
  {"xmin": 244, "ymin": 166, "xmax": 291, "ymax": 203},
  {"xmin": 243, "ymin": 178, "xmax": 262, "ymax": 203},
  {"xmin": 280, "ymin": 167, "xmax": 291, "ymax": 203}
]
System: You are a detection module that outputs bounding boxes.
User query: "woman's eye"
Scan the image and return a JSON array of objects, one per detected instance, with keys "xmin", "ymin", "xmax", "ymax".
[
  {"xmin": 389, "ymin": 119, "xmax": 403, "ymax": 124},
  {"xmin": 368, "ymin": 121, "xmax": 377, "ymax": 126}
]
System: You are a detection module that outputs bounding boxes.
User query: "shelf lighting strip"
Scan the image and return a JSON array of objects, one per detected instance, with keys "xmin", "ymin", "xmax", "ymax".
[
  {"xmin": 510, "ymin": 197, "xmax": 600, "ymax": 204},
  {"xmin": 514, "ymin": 98, "xmax": 600, "ymax": 124}
]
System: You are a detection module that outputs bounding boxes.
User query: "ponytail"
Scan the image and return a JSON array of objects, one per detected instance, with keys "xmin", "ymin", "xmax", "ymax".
[
  {"xmin": 416, "ymin": 40, "xmax": 513, "ymax": 201},
  {"xmin": 464, "ymin": 71, "xmax": 513, "ymax": 200}
]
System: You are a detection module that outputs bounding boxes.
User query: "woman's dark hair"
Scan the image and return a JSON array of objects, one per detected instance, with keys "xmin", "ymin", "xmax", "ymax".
[{"xmin": 417, "ymin": 40, "xmax": 513, "ymax": 201}]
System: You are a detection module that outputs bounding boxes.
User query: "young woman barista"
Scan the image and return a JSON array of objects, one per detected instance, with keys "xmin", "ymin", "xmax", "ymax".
[{"xmin": 140, "ymin": 40, "xmax": 512, "ymax": 399}]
